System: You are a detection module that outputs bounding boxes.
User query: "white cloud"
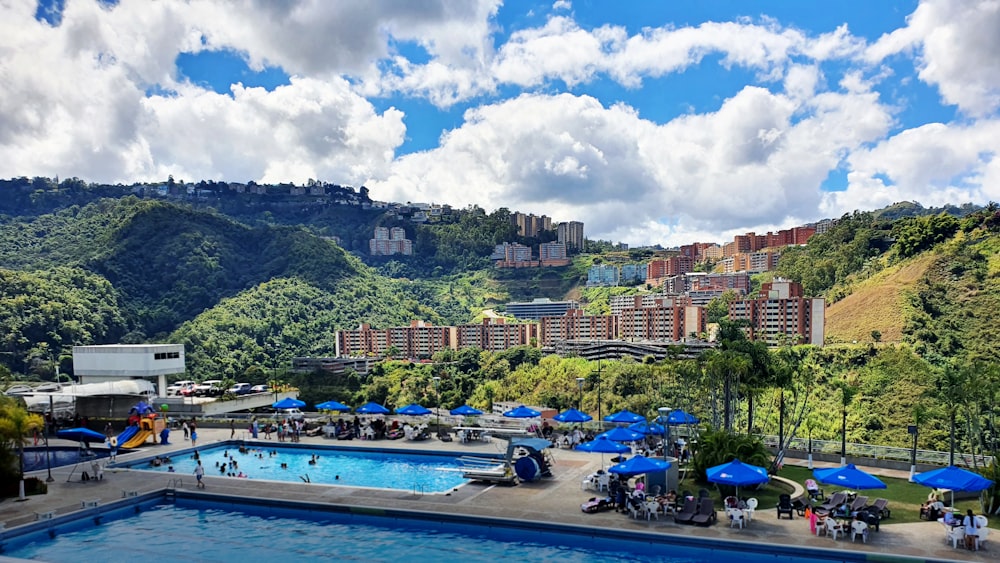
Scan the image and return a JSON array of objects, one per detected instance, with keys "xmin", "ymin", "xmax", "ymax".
[{"xmin": 868, "ymin": 0, "xmax": 1000, "ymax": 116}]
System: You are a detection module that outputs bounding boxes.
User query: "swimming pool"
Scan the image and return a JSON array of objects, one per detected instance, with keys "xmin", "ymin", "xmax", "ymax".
[
  {"xmin": 23, "ymin": 447, "xmax": 110, "ymax": 472},
  {"xmin": 0, "ymin": 492, "xmax": 914, "ymax": 563},
  {"xmin": 117, "ymin": 442, "xmax": 477, "ymax": 493}
]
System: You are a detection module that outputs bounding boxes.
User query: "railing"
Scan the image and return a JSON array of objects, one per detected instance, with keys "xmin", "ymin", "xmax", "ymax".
[{"xmin": 762, "ymin": 435, "xmax": 995, "ymax": 468}]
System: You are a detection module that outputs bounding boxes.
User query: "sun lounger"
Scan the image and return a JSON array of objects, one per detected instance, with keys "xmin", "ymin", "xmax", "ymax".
[
  {"xmin": 850, "ymin": 495, "xmax": 868, "ymax": 513},
  {"xmin": 674, "ymin": 497, "xmax": 698, "ymax": 524},
  {"xmin": 870, "ymin": 498, "xmax": 890, "ymax": 519},
  {"xmin": 691, "ymin": 498, "xmax": 717, "ymax": 526},
  {"xmin": 817, "ymin": 492, "xmax": 847, "ymax": 514}
]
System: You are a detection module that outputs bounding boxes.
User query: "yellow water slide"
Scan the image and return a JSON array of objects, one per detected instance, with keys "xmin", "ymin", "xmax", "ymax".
[{"xmin": 122, "ymin": 429, "xmax": 151, "ymax": 448}]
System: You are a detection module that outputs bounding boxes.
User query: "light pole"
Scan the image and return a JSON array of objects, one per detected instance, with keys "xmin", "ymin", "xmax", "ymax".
[
  {"xmin": 591, "ymin": 360, "xmax": 603, "ymax": 424},
  {"xmin": 44, "ymin": 394, "xmax": 53, "ymax": 482},
  {"xmin": 658, "ymin": 406, "xmax": 672, "ymax": 492},
  {"xmin": 575, "ymin": 377, "xmax": 584, "ymax": 410},
  {"xmin": 432, "ymin": 376, "xmax": 441, "ymax": 438}
]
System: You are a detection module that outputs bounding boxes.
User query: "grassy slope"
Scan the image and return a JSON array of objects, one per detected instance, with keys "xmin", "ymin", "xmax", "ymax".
[{"xmin": 824, "ymin": 255, "xmax": 933, "ymax": 345}]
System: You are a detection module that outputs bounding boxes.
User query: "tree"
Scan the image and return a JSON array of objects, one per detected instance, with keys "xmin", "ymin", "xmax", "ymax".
[
  {"xmin": 833, "ymin": 378, "xmax": 859, "ymax": 465},
  {"xmin": 870, "ymin": 330, "xmax": 882, "ymax": 343},
  {"xmin": 0, "ymin": 397, "xmax": 44, "ymax": 487}
]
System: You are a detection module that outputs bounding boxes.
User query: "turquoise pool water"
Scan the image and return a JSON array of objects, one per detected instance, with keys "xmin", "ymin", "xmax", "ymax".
[
  {"xmin": 119, "ymin": 443, "xmax": 473, "ymax": 492},
  {"xmin": 0, "ymin": 495, "xmax": 869, "ymax": 563}
]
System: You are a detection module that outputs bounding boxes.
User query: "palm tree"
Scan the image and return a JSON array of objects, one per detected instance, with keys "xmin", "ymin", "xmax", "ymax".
[
  {"xmin": 833, "ymin": 378, "xmax": 858, "ymax": 466},
  {"xmin": 0, "ymin": 398, "xmax": 44, "ymax": 493}
]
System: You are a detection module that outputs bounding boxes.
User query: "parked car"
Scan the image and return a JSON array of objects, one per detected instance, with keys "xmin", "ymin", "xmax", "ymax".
[
  {"xmin": 249, "ymin": 384, "xmax": 269, "ymax": 394},
  {"xmin": 193, "ymin": 379, "xmax": 224, "ymax": 397},
  {"xmin": 179, "ymin": 383, "xmax": 198, "ymax": 397},
  {"xmin": 228, "ymin": 383, "xmax": 251, "ymax": 395},
  {"xmin": 167, "ymin": 380, "xmax": 195, "ymax": 396}
]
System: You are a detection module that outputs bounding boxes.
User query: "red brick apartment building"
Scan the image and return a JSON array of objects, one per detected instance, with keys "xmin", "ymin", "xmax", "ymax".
[{"xmin": 727, "ymin": 279, "xmax": 825, "ymax": 346}]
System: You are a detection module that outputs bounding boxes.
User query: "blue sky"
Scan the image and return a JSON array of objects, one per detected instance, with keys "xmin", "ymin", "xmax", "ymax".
[{"xmin": 4, "ymin": 0, "xmax": 999, "ymax": 245}]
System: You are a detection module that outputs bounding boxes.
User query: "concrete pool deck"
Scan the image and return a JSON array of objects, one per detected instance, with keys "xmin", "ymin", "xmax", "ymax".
[{"xmin": 1, "ymin": 427, "xmax": 990, "ymax": 562}]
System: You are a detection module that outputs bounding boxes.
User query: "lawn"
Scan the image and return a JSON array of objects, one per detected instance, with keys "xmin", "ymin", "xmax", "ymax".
[{"xmin": 676, "ymin": 464, "xmax": 995, "ymax": 529}]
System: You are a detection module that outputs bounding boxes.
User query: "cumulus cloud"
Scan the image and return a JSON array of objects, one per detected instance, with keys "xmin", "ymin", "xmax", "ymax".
[{"xmin": 868, "ymin": 0, "xmax": 1000, "ymax": 116}]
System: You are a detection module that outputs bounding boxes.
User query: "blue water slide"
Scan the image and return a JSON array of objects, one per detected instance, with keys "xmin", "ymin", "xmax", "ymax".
[{"xmin": 115, "ymin": 425, "xmax": 138, "ymax": 446}]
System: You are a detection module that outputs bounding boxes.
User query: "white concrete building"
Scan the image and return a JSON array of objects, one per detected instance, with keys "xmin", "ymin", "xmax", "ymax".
[{"xmin": 72, "ymin": 344, "xmax": 186, "ymax": 397}]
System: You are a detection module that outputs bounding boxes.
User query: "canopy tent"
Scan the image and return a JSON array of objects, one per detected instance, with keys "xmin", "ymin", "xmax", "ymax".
[
  {"xmin": 813, "ymin": 464, "xmax": 887, "ymax": 490},
  {"xmin": 395, "ymin": 404, "xmax": 432, "ymax": 416},
  {"xmin": 271, "ymin": 397, "xmax": 305, "ymax": 409},
  {"xmin": 355, "ymin": 402, "xmax": 391, "ymax": 415},
  {"xmin": 56, "ymin": 427, "xmax": 107, "ymax": 482},
  {"xmin": 315, "ymin": 400, "xmax": 352, "ymax": 412},
  {"xmin": 913, "ymin": 465, "xmax": 993, "ymax": 506},
  {"xmin": 553, "ymin": 408, "xmax": 593, "ymax": 423},
  {"xmin": 604, "ymin": 409, "xmax": 645, "ymax": 424},
  {"xmin": 608, "ymin": 454, "xmax": 671, "ymax": 477},
  {"xmin": 449, "ymin": 405, "xmax": 483, "ymax": 416},
  {"xmin": 503, "ymin": 405, "xmax": 541, "ymax": 418}
]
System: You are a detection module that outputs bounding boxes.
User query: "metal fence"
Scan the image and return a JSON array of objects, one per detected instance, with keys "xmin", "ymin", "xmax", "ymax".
[{"xmin": 761, "ymin": 435, "xmax": 995, "ymax": 469}]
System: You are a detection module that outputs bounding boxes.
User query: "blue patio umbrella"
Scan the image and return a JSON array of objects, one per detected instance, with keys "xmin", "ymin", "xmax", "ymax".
[
  {"xmin": 56, "ymin": 427, "xmax": 106, "ymax": 443},
  {"xmin": 706, "ymin": 459, "xmax": 770, "ymax": 493},
  {"xmin": 503, "ymin": 405, "xmax": 541, "ymax": 418},
  {"xmin": 315, "ymin": 400, "xmax": 352, "ymax": 412},
  {"xmin": 355, "ymin": 402, "xmax": 391, "ymax": 415},
  {"xmin": 813, "ymin": 464, "xmax": 887, "ymax": 490},
  {"xmin": 604, "ymin": 409, "xmax": 646, "ymax": 424},
  {"xmin": 554, "ymin": 408, "xmax": 593, "ymax": 423},
  {"xmin": 395, "ymin": 403, "xmax": 432, "ymax": 416},
  {"xmin": 596, "ymin": 426, "xmax": 645, "ymax": 443},
  {"xmin": 576, "ymin": 435, "xmax": 631, "ymax": 469},
  {"xmin": 913, "ymin": 466, "xmax": 993, "ymax": 506},
  {"xmin": 608, "ymin": 454, "xmax": 671, "ymax": 477},
  {"xmin": 449, "ymin": 405, "xmax": 483, "ymax": 416},
  {"xmin": 665, "ymin": 410, "xmax": 700, "ymax": 425},
  {"xmin": 629, "ymin": 421, "xmax": 666, "ymax": 436},
  {"xmin": 272, "ymin": 397, "xmax": 306, "ymax": 409}
]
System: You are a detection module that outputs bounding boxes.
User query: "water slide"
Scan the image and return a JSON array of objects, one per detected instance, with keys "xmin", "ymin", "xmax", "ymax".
[
  {"xmin": 122, "ymin": 430, "xmax": 151, "ymax": 448},
  {"xmin": 115, "ymin": 426, "xmax": 139, "ymax": 446}
]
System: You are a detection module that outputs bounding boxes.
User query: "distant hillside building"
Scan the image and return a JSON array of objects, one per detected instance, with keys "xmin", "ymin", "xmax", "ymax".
[
  {"xmin": 538, "ymin": 242, "xmax": 567, "ymax": 262},
  {"xmin": 621, "ymin": 263, "xmax": 648, "ymax": 284},
  {"xmin": 557, "ymin": 221, "xmax": 585, "ymax": 252},
  {"xmin": 539, "ymin": 309, "xmax": 617, "ymax": 345},
  {"xmin": 369, "ymin": 226, "xmax": 413, "ymax": 256},
  {"xmin": 506, "ymin": 298, "xmax": 580, "ymax": 320},
  {"xmin": 335, "ymin": 319, "xmax": 536, "ymax": 357},
  {"xmin": 728, "ymin": 279, "xmax": 825, "ymax": 346},
  {"xmin": 618, "ymin": 305, "xmax": 706, "ymax": 341},
  {"xmin": 511, "ymin": 212, "xmax": 552, "ymax": 237},
  {"xmin": 587, "ymin": 264, "xmax": 620, "ymax": 286}
]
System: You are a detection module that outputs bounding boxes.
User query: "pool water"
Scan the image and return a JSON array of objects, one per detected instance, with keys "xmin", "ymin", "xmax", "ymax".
[
  {"xmin": 0, "ymin": 497, "xmax": 844, "ymax": 563},
  {"xmin": 24, "ymin": 447, "xmax": 110, "ymax": 472},
  {"xmin": 123, "ymin": 443, "xmax": 472, "ymax": 492}
]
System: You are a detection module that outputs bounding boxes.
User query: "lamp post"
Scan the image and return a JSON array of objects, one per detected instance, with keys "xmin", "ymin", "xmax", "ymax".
[
  {"xmin": 658, "ymin": 406, "xmax": 672, "ymax": 491},
  {"xmin": 591, "ymin": 360, "xmax": 603, "ymax": 424},
  {"xmin": 44, "ymin": 393, "xmax": 53, "ymax": 482},
  {"xmin": 575, "ymin": 377, "xmax": 584, "ymax": 410},
  {"xmin": 432, "ymin": 376, "xmax": 441, "ymax": 438}
]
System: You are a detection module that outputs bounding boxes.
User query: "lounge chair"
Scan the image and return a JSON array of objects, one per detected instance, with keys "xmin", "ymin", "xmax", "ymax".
[
  {"xmin": 674, "ymin": 497, "xmax": 698, "ymax": 524},
  {"xmin": 817, "ymin": 492, "xmax": 847, "ymax": 514},
  {"xmin": 850, "ymin": 495, "xmax": 868, "ymax": 513},
  {"xmin": 776, "ymin": 494, "xmax": 794, "ymax": 519},
  {"xmin": 581, "ymin": 496, "xmax": 615, "ymax": 514},
  {"xmin": 871, "ymin": 498, "xmax": 890, "ymax": 519},
  {"xmin": 691, "ymin": 498, "xmax": 717, "ymax": 526}
]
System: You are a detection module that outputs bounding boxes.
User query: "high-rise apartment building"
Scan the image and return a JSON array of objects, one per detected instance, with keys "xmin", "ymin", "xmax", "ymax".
[
  {"xmin": 511, "ymin": 212, "xmax": 552, "ymax": 237},
  {"xmin": 557, "ymin": 221, "xmax": 584, "ymax": 252},
  {"xmin": 727, "ymin": 279, "xmax": 825, "ymax": 346}
]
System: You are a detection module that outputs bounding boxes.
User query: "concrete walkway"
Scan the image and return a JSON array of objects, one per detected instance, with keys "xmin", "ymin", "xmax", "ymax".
[{"xmin": 1, "ymin": 427, "xmax": 990, "ymax": 562}]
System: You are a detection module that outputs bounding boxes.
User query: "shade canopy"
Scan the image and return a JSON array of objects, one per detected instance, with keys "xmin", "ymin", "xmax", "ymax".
[
  {"xmin": 315, "ymin": 400, "xmax": 351, "ymax": 412},
  {"xmin": 596, "ymin": 427, "xmax": 645, "ymax": 443},
  {"xmin": 604, "ymin": 409, "xmax": 646, "ymax": 424},
  {"xmin": 553, "ymin": 408, "xmax": 593, "ymax": 423},
  {"xmin": 449, "ymin": 405, "xmax": 483, "ymax": 416},
  {"xmin": 355, "ymin": 402, "xmax": 391, "ymax": 415},
  {"xmin": 629, "ymin": 421, "xmax": 666, "ymax": 436},
  {"xmin": 503, "ymin": 405, "xmax": 541, "ymax": 418},
  {"xmin": 576, "ymin": 435, "xmax": 631, "ymax": 454},
  {"xmin": 813, "ymin": 464, "xmax": 887, "ymax": 490},
  {"xmin": 664, "ymin": 410, "xmax": 700, "ymax": 425},
  {"xmin": 272, "ymin": 397, "xmax": 306, "ymax": 409},
  {"xmin": 706, "ymin": 459, "xmax": 770, "ymax": 487},
  {"xmin": 56, "ymin": 427, "xmax": 106, "ymax": 443},
  {"xmin": 913, "ymin": 465, "xmax": 994, "ymax": 493},
  {"xmin": 608, "ymin": 454, "xmax": 671, "ymax": 477},
  {"xmin": 395, "ymin": 403, "xmax": 432, "ymax": 416}
]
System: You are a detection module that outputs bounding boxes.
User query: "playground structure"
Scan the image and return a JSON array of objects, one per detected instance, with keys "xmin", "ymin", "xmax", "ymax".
[{"xmin": 116, "ymin": 402, "xmax": 168, "ymax": 448}]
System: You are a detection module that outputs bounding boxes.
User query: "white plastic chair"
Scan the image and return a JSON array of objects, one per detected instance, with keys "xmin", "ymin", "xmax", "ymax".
[
  {"xmin": 975, "ymin": 526, "xmax": 989, "ymax": 550},
  {"xmin": 745, "ymin": 498, "xmax": 758, "ymax": 522},
  {"xmin": 825, "ymin": 517, "xmax": 844, "ymax": 540},
  {"xmin": 597, "ymin": 473, "xmax": 610, "ymax": 492},
  {"xmin": 850, "ymin": 520, "xmax": 868, "ymax": 543},
  {"xmin": 947, "ymin": 527, "xmax": 965, "ymax": 549},
  {"xmin": 643, "ymin": 499, "xmax": 660, "ymax": 521},
  {"xmin": 728, "ymin": 509, "xmax": 745, "ymax": 529}
]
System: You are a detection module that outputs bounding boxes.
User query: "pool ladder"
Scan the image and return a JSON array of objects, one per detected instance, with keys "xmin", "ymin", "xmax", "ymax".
[{"xmin": 412, "ymin": 483, "xmax": 426, "ymax": 497}]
